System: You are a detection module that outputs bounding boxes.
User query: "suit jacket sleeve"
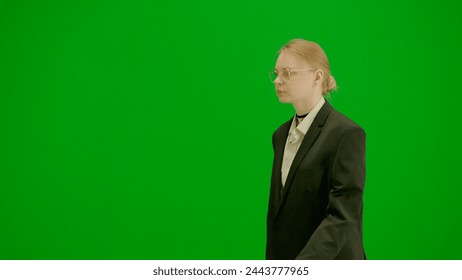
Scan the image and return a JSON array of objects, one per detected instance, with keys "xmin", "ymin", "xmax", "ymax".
[
  {"xmin": 272, "ymin": 130, "xmax": 277, "ymax": 151},
  {"xmin": 295, "ymin": 127, "xmax": 366, "ymax": 259}
]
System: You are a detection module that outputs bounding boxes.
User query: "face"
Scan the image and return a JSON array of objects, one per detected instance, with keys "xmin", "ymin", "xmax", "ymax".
[{"xmin": 273, "ymin": 50, "xmax": 320, "ymax": 105}]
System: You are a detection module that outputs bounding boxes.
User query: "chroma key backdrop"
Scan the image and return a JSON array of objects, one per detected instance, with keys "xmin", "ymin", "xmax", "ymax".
[{"xmin": 1, "ymin": 0, "xmax": 461, "ymax": 259}]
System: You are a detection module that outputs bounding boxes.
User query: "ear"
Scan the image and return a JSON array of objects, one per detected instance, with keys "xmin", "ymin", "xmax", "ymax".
[
  {"xmin": 314, "ymin": 69, "xmax": 324, "ymax": 83},
  {"xmin": 314, "ymin": 69, "xmax": 324, "ymax": 82}
]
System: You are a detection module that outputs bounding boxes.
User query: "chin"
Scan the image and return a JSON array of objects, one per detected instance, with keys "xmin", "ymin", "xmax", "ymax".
[{"xmin": 277, "ymin": 96, "xmax": 291, "ymax": 104}]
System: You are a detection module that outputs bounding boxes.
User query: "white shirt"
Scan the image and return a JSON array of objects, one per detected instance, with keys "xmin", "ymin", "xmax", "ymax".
[{"xmin": 281, "ymin": 97, "xmax": 326, "ymax": 187}]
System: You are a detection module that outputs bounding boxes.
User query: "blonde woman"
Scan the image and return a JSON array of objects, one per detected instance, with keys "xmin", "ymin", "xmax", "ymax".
[{"xmin": 267, "ymin": 39, "xmax": 366, "ymax": 259}]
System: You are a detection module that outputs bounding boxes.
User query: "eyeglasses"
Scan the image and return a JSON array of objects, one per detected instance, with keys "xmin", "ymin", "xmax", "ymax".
[{"xmin": 269, "ymin": 67, "xmax": 316, "ymax": 83}]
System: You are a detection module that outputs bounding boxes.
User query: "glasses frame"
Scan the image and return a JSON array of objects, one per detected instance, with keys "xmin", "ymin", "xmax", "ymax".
[{"xmin": 269, "ymin": 67, "xmax": 316, "ymax": 83}]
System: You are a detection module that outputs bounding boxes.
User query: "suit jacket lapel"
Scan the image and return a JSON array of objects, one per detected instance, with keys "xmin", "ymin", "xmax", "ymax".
[
  {"xmin": 273, "ymin": 100, "xmax": 333, "ymax": 222},
  {"xmin": 271, "ymin": 117, "xmax": 292, "ymax": 208}
]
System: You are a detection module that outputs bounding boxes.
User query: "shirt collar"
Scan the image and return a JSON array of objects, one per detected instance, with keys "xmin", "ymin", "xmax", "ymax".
[{"xmin": 289, "ymin": 97, "xmax": 326, "ymax": 136}]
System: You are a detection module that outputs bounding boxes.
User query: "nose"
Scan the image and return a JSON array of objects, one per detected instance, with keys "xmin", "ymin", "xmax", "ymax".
[{"xmin": 274, "ymin": 75, "xmax": 283, "ymax": 85}]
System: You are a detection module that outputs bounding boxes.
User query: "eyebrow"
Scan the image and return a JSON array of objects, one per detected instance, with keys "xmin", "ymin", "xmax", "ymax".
[{"xmin": 274, "ymin": 66, "xmax": 292, "ymax": 71}]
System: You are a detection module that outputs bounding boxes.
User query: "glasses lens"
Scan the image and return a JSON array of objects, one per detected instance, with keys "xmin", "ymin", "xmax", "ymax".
[
  {"xmin": 269, "ymin": 70, "xmax": 278, "ymax": 82},
  {"xmin": 269, "ymin": 69, "xmax": 292, "ymax": 83},
  {"xmin": 282, "ymin": 69, "xmax": 290, "ymax": 81}
]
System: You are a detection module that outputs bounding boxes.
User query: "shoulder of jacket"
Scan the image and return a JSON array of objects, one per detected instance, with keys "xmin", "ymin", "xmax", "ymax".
[
  {"xmin": 329, "ymin": 108, "xmax": 365, "ymax": 132},
  {"xmin": 273, "ymin": 117, "xmax": 292, "ymax": 136}
]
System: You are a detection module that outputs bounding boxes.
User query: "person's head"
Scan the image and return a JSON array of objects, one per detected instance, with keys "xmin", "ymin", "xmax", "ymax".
[{"xmin": 271, "ymin": 39, "xmax": 337, "ymax": 109}]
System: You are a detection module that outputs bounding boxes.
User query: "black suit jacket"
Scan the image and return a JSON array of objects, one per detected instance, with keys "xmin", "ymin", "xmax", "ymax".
[{"xmin": 266, "ymin": 99, "xmax": 366, "ymax": 260}]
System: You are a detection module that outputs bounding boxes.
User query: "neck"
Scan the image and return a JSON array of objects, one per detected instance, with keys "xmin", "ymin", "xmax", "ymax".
[
  {"xmin": 293, "ymin": 96, "xmax": 323, "ymax": 115},
  {"xmin": 296, "ymin": 112, "xmax": 309, "ymax": 118}
]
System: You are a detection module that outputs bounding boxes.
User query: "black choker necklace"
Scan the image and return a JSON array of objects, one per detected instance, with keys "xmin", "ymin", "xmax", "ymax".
[{"xmin": 296, "ymin": 112, "xmax": 309, "ymax": 118}]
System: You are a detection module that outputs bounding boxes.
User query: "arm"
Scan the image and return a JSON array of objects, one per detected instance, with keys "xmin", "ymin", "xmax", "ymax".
[{"xmin": 295, "ymin": 127, "xmax": 366, "ymax": 259}]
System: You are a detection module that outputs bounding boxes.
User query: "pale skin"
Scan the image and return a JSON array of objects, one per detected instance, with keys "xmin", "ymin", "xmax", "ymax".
[{"xmin": 273, "ymin": 50, "xmax": 324, "ymax": 115}]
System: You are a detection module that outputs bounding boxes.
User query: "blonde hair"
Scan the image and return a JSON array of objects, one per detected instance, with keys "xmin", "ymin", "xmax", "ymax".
[{"xmin": 278, "ymin": 38, "xmax": 338, "ymax": 95}]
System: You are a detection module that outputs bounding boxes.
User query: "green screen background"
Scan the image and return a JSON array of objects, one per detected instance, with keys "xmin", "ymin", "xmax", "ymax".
[{"xmin": 1, "ymin": 0, "xmax": 461, "ymax": 259}]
